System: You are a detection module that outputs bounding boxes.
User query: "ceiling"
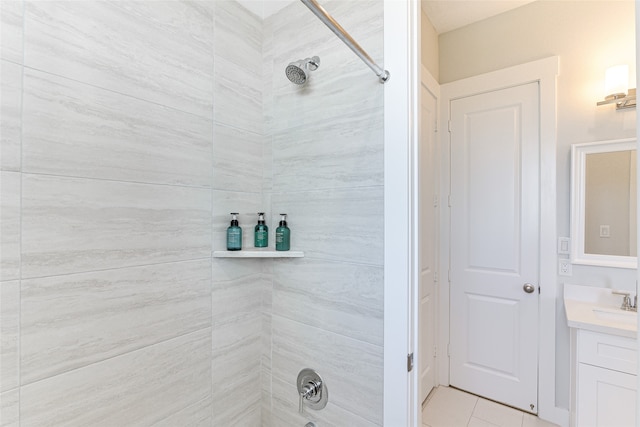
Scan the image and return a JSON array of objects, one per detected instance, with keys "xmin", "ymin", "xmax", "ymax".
[
  {"xmin": 238, "ymin": 0, "xmax": 537, "ymax": 33},
  {"xmin": 421, "ymin": 0, "xmax": 537, "ymax": 34}
]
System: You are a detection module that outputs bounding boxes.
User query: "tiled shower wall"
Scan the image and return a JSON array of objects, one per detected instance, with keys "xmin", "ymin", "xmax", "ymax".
[
  {"xmin": 0, "ymin": 0, "xmax": 384, "ymax": 425},
  {"xmin": 262, "ymin": 1, "xmax": 384, "ymax": 426}
]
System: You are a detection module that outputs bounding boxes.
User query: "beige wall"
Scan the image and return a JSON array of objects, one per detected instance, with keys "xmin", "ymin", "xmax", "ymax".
[
  {"xmin": 421, "ymin": 8, "xmax": 439, "ymax": 81},
  {"xmin": 436, "ymin": 0, "xmax": 636, "ymax": 411}
]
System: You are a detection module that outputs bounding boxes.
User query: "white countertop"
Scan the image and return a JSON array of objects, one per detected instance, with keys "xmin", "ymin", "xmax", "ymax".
[{"xmin": 564, "ymin": 283, "xmax": 637, "ymax": 339}]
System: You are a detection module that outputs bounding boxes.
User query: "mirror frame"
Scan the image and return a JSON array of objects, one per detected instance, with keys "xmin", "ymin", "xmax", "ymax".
[{"xmin": 570, "ymin": 137, "xmax": 637, "ymax": 269}]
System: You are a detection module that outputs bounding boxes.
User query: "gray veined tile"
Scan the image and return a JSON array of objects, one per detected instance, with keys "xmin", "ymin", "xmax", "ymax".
[
  {"xmin": 152, "ymin": 397, "xmax": 212, "ymax": 427},
  {"xmin": 0, "ymin": 60, "xmax": 22, "ymax": 172},
  {"xmin": 21, "ymin": 259, "xmax": 212, "ymax": 384},
  {"xmin": 213, "ymin": 0, "xmax": 263, "ymax": 71},
  {"xmin": 211, "ymin": 258, "xmax": 263, "ymax": 324},
  {"xmin": 212, "ymin": 351, "xmax": 261, "ymax": 427},
  {"xmin": 21, "ymin": 174, "xmax": 211, "ymax": 278},
  {"xmin": 213, "ymin": 56, "xmax": 262, "ymax": 135},
  {"xmin": 270, "ymin": 187, "xmax": 383, "ymax": 266},
  {"xmin": 20, "ymin": 329, "xmax": 211, "ymax": 427},
  {"xmin": 0, "ymin": 1, "xmax": 23, "ymax": 64},
  {"xmin": 273, "ymin": 258, "xmax": 383, "ymax": 346},
  {"xmin": 272, "ymin": 107, "xmax": 384, "ymax": 191},
  {"xmin": 271, "ymin": 316, "xmax": 383, "ymax": 425},
  {"xmin": 22, "ymin": 69, "xmax": 213, "ymax": 187},
  {"xmin": 270, "ymin": 376, "xmax": 380, "ymax": 427},
  {"xmin": 213, "ymin": 124, "xmax": 262, "ymax": 192},
  {"xmin": 0, "ymin": 389, "xmax": 19, "ymax": 427},
  {"xmin": 24, "ymin": 1, "xmax": 213, "ymax": 118},
  {"xmin": 0, "ymin": 172, "xmax": 20, "ymax": 282},
  {"xmin": 0, "ymin": 281, "xmax": 19, "ymax": 393}
]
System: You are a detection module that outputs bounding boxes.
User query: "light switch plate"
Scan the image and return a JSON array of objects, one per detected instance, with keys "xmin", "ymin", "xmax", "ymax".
[{"xmin": 557, "ymin": 237, "xmax": 570, "ymax": 255}]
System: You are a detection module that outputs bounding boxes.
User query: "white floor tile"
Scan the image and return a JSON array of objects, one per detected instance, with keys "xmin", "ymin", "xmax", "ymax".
[
  {"xmin": 468, "ymin": 417, "xmax": 499, "ymax": 427},
  {"xmin": 422, "ymin": 386, "xmax": 478, "ymax": 427},
  {"xmin": 523, "ymin": 413, "xmax": 560, "ymax": 427},
  {"xmin": 473, "ymin": 398, "xmax": 524, "ymax": 427}
]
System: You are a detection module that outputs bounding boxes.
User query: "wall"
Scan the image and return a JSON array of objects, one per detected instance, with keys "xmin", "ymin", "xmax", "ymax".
[
  {"xmin": 438, "ymin": 0, "xmax": 636, "ymax": 411},
  {"xmin": 421, "ymin": 9, "xmax": 439, "ymax": 81},
  {"xmin": 262, "ymin": 1, "xmax": 385, "ymax": 425},
  {"xmin": 0, "ymin": 1, "xmax": 264, "ymax": 425}
]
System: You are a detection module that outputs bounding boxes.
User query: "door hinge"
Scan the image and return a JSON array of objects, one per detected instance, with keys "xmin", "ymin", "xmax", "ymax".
[
  {"xmin": 447, "ymin": 120, "xmax": 452, "ymax": 133},
  {"xmin": 407, "ymin": 353, "xmax": 414, "ymax": 372},
  {"xmin": 433, "ymin": 195, "xmax": 438, "ymax": 208},
  {"xmin": 447, "ymin": 343, "xmax": 451, "ymax": 357},
  {"xmin": 434, "ymin": 271, "xmax": 438, "ymax": 283},
  {"xmin": 433, "ymin": 345, "xmax": 437, "ymax": 358},
  {"xmin": 447, "ymin": 269, "xmax": 451, "ymax": 283},
  {"xmin": 448, "ymin": 195, "xmax": 452, "ymax": 207}
]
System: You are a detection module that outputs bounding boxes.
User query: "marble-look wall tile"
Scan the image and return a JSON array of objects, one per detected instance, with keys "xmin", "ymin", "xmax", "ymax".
[
  {"xmin": 22, "ymin": 174, "xmax": 211, "ymax": 278},
  {"xmin": 212, "ymin": 353, "xmax": 261, "ymax": 426},
  {"xmin": 212, "ymin": 258, "xmax": 263, "ymax": 324},
  {"xmin": 153, "ymin": 397, "xmax": 212, "ymax": 427},
  {"xmin": 0, "ymin": 281, "xmax": 19, "ymax": 392},
  {"xmin": 213, "ymin": 124, "xmax": 262, "ymax": 192},
  {"xmin": 212, "ymin": 190, "xmax": 262, "ymax": 251},
  {"xmin": 272, "ymin": 107, "xmax": 383, "ymax": 191},
  {"xmin": 22, "ymin": 69, "xmax": 212, "ymax": 187},
  {"xmin": 271, "ymin": 376, "xmax": 380, "ymax": 427},
  {"xmin": 0, "ymin": 172, "xmax": 20, "ymax": 282},
  {"xmin": 24, "ymin": 1, "xmax": 213, "ymax": 118},
  {"xmin": 0, "ymin": 389, "xmax": 19, "ymax": 427},
  {"xmin": 273, "ymin": 258, "xmax": 383, "ymax": 346},
  {"xmin": 20, "ymin": 328, "xmax": 211, "ymax": 427},
  {"xmin": 21, "ymin": 259, "xmax": 212, "ymax": 384},
  {"xmin": 0, "ymin": 61, "xmax": 22, "ymax": 172},
  {"xmin": 270, "ymin": 187, "xmax": 383, "ymax": 265},
  {"xmin": 0, "ymin": 1, "xmax": 23, "ymax": 64},
  {"xmin": 213, "ymin": 0, "xmax": 262, "ymax": 71},
  {"xmin": 271, "ymin": 316, "xmax": 383, "ymax": 425},
  {"xmin": 213, "ymin": 56, "xmax": 262, "ymax": 134}
]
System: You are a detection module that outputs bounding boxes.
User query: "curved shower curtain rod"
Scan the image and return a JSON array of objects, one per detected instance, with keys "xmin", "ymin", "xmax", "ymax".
[{"xmin": 299, "ymin": 0, "xmax": 390, "ymax": 84}]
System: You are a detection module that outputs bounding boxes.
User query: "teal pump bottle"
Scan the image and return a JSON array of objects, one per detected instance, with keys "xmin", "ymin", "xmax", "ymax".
[
  {"xmin": 226, "ymin": 213, "xmax": 242, "ymax": 251},
  {"xmin": 254, "ymin": 212, "xmax": 268, "ymax": 248},
  {"xmin": 275, "ymin": 213, "xmax": 290, "ymax": 251}
]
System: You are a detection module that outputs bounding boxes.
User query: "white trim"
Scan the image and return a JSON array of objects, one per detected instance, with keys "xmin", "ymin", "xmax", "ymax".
[
  {"xmin": 635, "ymin": 3, "xmax": 640, "ymax": 424},
  {"xmin": 438, "ymin": 57, "xmax": 567, "ymax": 426},
  {"xmin": 383, "ymin": 0, "xmax": 419, "ymax": 426}
]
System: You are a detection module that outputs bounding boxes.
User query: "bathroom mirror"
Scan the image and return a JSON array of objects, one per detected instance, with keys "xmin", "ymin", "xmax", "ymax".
[{"xmin": 571, "ymin": 138, "xmax": 637, "ymax": 268}]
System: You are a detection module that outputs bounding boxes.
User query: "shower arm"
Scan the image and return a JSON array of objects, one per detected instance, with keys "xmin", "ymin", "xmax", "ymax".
[{"xmin": 299, "ymin": 0, "xmax": 390, "ymax": 84}]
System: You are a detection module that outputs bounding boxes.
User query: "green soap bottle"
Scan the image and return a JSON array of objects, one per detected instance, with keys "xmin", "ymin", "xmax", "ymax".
[
  {"xmin": 226, "ymin": 213, "xmax": 242, "ymax": 251},
  {"xmin": 254, "ymin": 212, "xmax": 268, "ymax": 248},
  {"xmin": 275, "ymin": 213, "xmax": 290, "ymax": 251}
]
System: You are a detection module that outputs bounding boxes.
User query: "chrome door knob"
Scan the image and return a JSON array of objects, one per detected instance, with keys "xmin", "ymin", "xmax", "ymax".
[{"xmin": 523, "ymin": 283, "xmax": 535, "ymax": 294}]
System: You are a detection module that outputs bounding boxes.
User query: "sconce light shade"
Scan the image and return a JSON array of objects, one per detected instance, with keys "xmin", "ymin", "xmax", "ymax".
[
  {"xmin": 597, "ymin": 64, "xmax": 636, "ymax": 110},
  {"xmin": 604, "ymin": 65, "xmax": 629, "ymax": 99}
]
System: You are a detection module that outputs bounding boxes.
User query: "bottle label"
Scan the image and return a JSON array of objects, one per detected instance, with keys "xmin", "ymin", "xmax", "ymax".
[
  {"xmin": 256, "ymin": 231, "xmax": 267, "ymax": 247},
  {"xmin": 228, "ymin": 230, "xmax": 241, "ymax": 248},
  {"xmin": 276, "ymin": 232, "xmax": 283, "ymax": 243}
]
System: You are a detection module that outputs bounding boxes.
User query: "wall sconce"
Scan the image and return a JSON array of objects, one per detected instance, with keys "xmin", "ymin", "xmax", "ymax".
[{"xmin": 596, "ymin": 65, "xmax": 636, "ymax": 110}]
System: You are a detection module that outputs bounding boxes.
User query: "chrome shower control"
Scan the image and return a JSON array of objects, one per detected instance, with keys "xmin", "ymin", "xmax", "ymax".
[{"xmin": 297, "ymin": 368, "xmax": 328, "ymax": 414}]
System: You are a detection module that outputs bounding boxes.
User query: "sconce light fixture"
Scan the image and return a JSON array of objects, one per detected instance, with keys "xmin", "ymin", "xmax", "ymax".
[{"xmin": 597, "ymin": 65, "xmax": 636, "ymax": 110}]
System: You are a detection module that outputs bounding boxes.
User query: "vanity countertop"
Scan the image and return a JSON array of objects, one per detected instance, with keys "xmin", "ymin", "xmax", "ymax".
[{"xmin": 564, "ymin": 283, "xmax": 637, "ymax": 339}]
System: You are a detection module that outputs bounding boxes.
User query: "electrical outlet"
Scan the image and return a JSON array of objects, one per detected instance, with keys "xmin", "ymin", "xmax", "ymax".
[{"xmin": 558, "ymin": 258, "xmax": 572, "ymax": 276}]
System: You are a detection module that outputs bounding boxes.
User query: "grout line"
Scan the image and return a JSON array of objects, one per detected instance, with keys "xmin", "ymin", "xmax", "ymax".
[
  {"xmin": 19, "ymin": 171, "xmax": 212, "ymax": 190},
  {"xmin": 19, "ymin": 257, "xmax": 211, "ymax": 281}
]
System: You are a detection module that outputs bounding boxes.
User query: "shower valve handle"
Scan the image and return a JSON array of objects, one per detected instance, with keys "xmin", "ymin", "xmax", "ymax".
[
  {"xmin": 298, "ymin": 380, "xmax": 321, "ymax": 414},
  {"xmin": 296, "ymin": 368, "xmax": 328, "ymax": 414}
]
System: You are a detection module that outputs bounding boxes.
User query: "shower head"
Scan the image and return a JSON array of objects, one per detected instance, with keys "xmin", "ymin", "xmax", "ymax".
[{"xmin": 286, "ymin": 56, "xmax": 320, "ymax": 85}]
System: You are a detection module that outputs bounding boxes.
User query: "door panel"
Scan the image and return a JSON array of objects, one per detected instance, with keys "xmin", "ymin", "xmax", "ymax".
[
  {"xmin": 419, "ymin": 82, "xmax": 437, "ymax": 403},
  {"xmin": 449, "ymin": 82, "xmax": 539, "ymax": 413}
]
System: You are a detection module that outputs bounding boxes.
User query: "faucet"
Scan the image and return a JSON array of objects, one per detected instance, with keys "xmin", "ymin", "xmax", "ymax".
[{"xmin": 612, "ymin": 289, "xmax": 638, "ymax": 312}]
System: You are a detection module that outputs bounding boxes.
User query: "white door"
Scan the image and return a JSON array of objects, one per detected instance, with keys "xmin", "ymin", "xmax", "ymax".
[
  {"xmin": 419, "ymin": 81, "xmax": 438, "ymax": 403},
  {"xmin": 449, "ymin": 82, "xmax": 540, "ymax": 413}
]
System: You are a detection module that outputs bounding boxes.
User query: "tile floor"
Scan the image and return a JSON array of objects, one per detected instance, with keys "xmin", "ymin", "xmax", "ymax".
[{"xmin": 422, "ymin": 386, "xmax": 560, "ymax": 427}]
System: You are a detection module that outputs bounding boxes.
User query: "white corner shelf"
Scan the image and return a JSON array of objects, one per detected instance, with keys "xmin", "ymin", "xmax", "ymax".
[{"xmin": 213, "ymin": 248, "xmax": 304, "ymax": 258}]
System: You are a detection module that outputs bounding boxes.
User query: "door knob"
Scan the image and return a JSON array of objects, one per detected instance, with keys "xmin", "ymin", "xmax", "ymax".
[{"xmin": 523, "ymin": 283, "xmax": 535, "ymax": 294}]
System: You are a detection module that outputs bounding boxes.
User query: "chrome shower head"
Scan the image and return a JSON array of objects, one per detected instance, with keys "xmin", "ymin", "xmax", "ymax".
[{"xmin": 286, "ymin": 56, "xmax": 320, "ymax": 85}]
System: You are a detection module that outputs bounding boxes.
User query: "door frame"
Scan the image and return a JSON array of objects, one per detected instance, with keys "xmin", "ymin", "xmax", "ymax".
[{"xmin": 438, "ymin": 57, "xmax": 567, "ymax": 426}]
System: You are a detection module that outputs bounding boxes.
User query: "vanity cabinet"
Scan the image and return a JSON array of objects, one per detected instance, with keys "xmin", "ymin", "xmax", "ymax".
[{"xmin": 572, "ymin": 329, "xmax": 637, "ymax": 427}]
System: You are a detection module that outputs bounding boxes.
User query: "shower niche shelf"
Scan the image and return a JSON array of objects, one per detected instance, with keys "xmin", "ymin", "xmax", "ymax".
[{"xmin": 213, "ymin": 248, "xmax": 304, "ymax": 258}]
